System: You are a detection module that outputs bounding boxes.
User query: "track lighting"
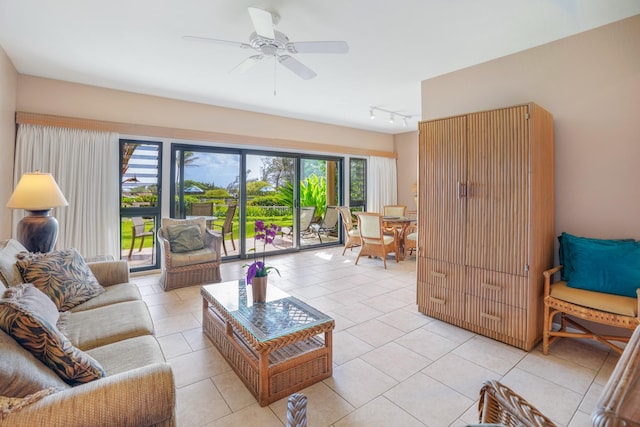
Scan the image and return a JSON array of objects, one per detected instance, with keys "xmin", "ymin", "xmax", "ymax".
[{"xmin": 369, "ymin": 106, "xmax": 412, "ymax": 126}]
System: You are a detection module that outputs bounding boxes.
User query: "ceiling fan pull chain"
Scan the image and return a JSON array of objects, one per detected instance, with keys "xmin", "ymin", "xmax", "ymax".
[{"xmin": 273, "ymin": 55, "xmax": 277, "ymax": 96}]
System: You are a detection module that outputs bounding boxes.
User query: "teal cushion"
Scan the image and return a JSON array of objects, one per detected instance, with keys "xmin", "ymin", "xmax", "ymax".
[
  {"xmin": 166, "ymin": 224, "xmax": 204, "ymax": 253},
  {"xmin": 562, "ymin": 233, "xmax": 640, "ymax": 297},
  {"xmin": 558, "ymin": 232, "xmax": 635, "ymax": 281}
]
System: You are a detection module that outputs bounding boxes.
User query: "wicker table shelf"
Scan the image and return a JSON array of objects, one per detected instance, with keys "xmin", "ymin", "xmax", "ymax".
[{"xmin": 201, "ymin": 280, "xmax": 334, "ymax": 406}]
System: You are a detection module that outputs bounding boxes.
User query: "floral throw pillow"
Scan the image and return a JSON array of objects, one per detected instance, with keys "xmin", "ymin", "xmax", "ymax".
[
  {"xmin": 16, "ymin": 249, "xmax": 105, "ymax": 311},
  {"xmin": 0, "ymin": 283, "xmax": 106, "ymax": 385}
]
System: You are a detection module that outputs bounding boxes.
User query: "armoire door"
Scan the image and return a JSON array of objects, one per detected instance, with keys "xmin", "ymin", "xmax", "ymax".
[
  {"xmin": 465, "ymin": 106, "xmax": 530, "ymax": 275},
  {"xmin": 418, "ymin": 116, "xmax": 467, "ymax": 265}
]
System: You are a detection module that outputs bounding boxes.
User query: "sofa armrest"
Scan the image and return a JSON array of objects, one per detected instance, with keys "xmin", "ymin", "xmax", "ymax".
[
  {"xmin": 88, "ymin": 260, "xmax": 130, "ymax": 287},
  {"xmin": 0, "ymin": 363, "xmax": 176, "ymax": 427}
]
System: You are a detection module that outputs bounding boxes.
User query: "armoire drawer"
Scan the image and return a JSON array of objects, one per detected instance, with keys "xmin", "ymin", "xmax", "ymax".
[
  {"xmin": 417, "ymin": 258, "xmax": 465, "ymax": 291},
  {"xmin": 418, "ymin": 285, "xmax": 465, "ymax": 318},
  {"xmin": 466, "ymin": 268, "xmax": 528, "ymax": 308},
  {"xmin": 466, "ymin": 295, "xmax": 527, "ymax": 340}
]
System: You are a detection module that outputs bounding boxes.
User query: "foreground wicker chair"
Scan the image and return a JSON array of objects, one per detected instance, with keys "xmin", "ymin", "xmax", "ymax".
[
  {"xmin": 478, "ymin": 323, "xmax": 640, "ymax": 426},
  {"xmin": 157, "ymin": 217, "xmax": 222, "ymax": 291}
]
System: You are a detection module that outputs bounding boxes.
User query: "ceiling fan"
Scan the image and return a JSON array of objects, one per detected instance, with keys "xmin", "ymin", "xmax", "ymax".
[{"xmin": 183, "ymin": 7, "xmax": 349, "ymax": 80}]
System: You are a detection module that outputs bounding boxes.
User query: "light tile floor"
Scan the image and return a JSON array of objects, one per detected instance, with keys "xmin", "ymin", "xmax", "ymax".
[{"xmin": 131, "ymin": 246, "xmax": 619, "ymax": 427}]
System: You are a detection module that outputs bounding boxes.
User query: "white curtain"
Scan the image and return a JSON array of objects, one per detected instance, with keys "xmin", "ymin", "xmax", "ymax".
[
  {"xmin": 367, "ymin": 156, "xmax": 397, "ymax": 213},
  {"xmin": 13, "ymin": 124, "xmax": 120, "ymax": 259}
]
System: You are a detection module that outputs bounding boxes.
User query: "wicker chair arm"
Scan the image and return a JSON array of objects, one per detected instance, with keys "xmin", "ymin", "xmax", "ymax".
[
  {"xmin": 479, "ymin": 380, "xmax": 557, "ymax": 427},
  {"xmin": 543, "ymin": 265, "xmax": 564, "ymax": 297},
  {"xmin": 205, "ymin": 229, "xmax": 223, "ymax": 260}
]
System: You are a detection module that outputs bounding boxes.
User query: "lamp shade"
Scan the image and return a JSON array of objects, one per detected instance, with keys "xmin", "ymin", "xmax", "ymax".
[{"xmin": 6, "ymin": 172, "xmax": 68, "ymax": 210}]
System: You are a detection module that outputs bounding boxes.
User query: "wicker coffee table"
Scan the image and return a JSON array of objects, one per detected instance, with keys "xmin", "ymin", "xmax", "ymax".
[{"xmin": 201, "ymin": 280, "xmax": 334, "ymax": 406}]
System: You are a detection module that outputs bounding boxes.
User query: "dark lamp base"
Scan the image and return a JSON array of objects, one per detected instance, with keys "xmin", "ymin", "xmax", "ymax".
[{"xmin": 16, "ymin": 210, "xmax": 59, "ymax": 253}]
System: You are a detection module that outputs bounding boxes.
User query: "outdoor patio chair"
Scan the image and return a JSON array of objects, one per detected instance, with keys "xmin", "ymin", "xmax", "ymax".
[
  {"xmin": 355, "ymin": 212, "xmax": 399, "ymax": 269},
  {"xmin": 128, "ymin": 216, "xmax": 155, "ymax": 259},
  {"xmin": 216, "ymin": 204, "xmax": 237, "ymax": 256},
  {"xmin": 337, "ymin": 206, "xmax": 361, "ymax": 255},
  {"xmin": 311, "ymin": 205, "xmax": 340, "ymax": 243},
  {"xmin": 191, "ymin": 201, "xmax": 215, "ymax": 228}
]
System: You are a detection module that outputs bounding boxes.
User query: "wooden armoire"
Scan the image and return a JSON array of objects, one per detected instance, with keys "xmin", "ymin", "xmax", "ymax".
[{"xmin": 416, "ymin": 103, "xmax": 554, "ymax": 351}]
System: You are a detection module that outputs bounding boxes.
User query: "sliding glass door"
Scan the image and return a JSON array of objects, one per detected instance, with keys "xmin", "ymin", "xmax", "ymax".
[{"xmin": 170, "ymin": 144, "xmax": 343, "ymax": 260}]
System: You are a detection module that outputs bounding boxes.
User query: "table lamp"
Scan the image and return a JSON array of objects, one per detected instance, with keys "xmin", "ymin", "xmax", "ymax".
[{"xmin": 6, "ymin": 171, "xmax": 69, "ymax": 253}]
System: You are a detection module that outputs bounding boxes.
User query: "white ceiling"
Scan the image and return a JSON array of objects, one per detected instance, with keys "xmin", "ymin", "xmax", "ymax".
[{"xmin": 1, "ymin": 1, "xmax": 639, "ymax": 134}]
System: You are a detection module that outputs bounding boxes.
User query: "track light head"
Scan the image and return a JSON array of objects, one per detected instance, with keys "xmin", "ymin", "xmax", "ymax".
[{"xmin": 370, "ymin": 109, "xmax": 375, "ymax": 120}]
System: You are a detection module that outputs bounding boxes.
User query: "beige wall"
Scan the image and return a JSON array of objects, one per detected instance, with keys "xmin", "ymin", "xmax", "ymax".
[
  {"xmin": 420, "ymin": 15, "xmax": 640, "ymax": 241},
  {"xmin": 16, "ymin": 76, "xmax": 394, "ymax": 153},
  {"xmin": 0, "ymin": 46, "xmax": 17, "ymax": 239},
  {"xmin": 394, "ymin": 130, "xmax": 418, "ymax": 209}
]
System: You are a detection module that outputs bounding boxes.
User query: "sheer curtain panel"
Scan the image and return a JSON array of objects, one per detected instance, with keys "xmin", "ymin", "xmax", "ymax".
[
  {"xmin": 367, "ymin": 156, "xmax": 398, "ymax": 213},
  {"xmin": 13, "ymin": 124, "xmax": 120, "ymax": 259}
]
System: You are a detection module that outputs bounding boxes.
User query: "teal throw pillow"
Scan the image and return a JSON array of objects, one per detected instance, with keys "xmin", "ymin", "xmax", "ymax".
[
  {"xmin": 166, "ymin": 224, "xmax": 205, "ymax": 253},
  {"xmin": 0, "ymin": 283, "xmax": 106, "ymax": 385},
  {"xmin": 563, "ymin": 234, "xmax": 640, "ymax": 297},
  {"xmin": 558, "ymin": 232, "xmax": 635, "ymax": 282}
]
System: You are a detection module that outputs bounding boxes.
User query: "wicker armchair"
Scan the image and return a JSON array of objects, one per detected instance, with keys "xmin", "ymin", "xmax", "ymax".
[
  {"xmin": 543, "ymin": 265, "xmax": 640, "ymax": 355},
  {"xmin": 478, "ymin": 380, "xmax": 557, "ymax": 426},
  {"xmin": 403, "ymin": 223, "xmax": 417, "ymax": 256},
  {"xmin": 157, "ymin": 217, "xmax": 222, "ymax": 291}
]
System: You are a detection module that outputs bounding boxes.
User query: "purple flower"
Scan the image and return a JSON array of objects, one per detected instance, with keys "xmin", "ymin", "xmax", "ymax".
[{"xmin": 244, "ymin": 220, "xmax": 282, "ymax": 285}]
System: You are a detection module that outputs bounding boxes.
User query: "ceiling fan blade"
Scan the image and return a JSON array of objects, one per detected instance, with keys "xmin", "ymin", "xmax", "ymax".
[
  {"xmin": 288, "ymin": 41, "xmax": 349, "ymax": 54},
  {"xmin": 182, "ymin": 35, "xmax": 250, "ymax": 49},
  {"xmin": 248, "ymin": 7, "xmax": 275, "ymax": 39},
  {"xmin": 230, "ymin": 55, "xmax": 263, "ymax": 74},
  {"xmin": 278, "ymin": 55, "xmax": 317, "ymax": 80}
]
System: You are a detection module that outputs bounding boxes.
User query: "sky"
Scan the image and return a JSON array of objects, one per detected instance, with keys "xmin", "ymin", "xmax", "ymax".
[{"xmin": 184, "ymin": 152, "xmax": 270, "ymax": 189}]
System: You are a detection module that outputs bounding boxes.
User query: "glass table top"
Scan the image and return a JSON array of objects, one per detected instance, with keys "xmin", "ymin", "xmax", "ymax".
[{"xmin": 201, "ymin": 280, "xmax": 333, "ymax": 343}]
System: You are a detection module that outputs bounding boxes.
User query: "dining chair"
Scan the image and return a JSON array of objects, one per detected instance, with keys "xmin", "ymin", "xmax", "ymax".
[
  {"xmin": 128, "ymin": 217, "xmax": 155, "ymax": 259},
  {"xmin": 355, "ymin": 212, "xmax": 399, "ymax": 269},
  {"xmin": 337, "ymin": 206, "xmax": 361, "ymax": 255},
  {"xmin": 404, "ymin": 223, "xmax": 417, "ymax": 256},
  {"xmin": 383, "ymin": 205, "xmax": 407, "ymax": 217}
]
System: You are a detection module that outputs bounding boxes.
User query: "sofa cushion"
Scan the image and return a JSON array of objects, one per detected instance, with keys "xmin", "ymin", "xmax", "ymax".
[
  {"xmin": 61, "ymin": 300, "xmax": 155, "ymax": 351},
  {"xmin": 0, "ymin": 239, "xmax": 28, "ymax": 289},
  {"xmin": 86, "ymin": 335, "xmax": 167, "ymax": 376},
  {"xmin": 0, "ymin": 284, "xmax": 105, "ymax": 385},
  {"xmin": 70, "ymin": 283, "xmax": 141, "ymax": 312},
  {"xmin": 560, "ymin": 233, "xmax": 640, "ymax": 297},
  {"xmin": 166, "ymin": 224, "xmax": 204, "ymax": 253},
  {"xmin": 16, "ymin": 248, "xmax": 105, "ymax": 311},
  {"xmin": 0, "ymin": 329, "xmax": 69, "ymax": 397}
]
